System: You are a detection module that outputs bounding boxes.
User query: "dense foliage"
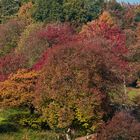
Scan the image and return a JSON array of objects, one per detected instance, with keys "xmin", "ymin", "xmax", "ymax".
[
  {"xmin": 98, "ymin": 112, "xmax": 140, "ymax": 140},
  {"xmin": 0, "ymin": 69, "xmax": 39, "ymax": 113},
  {"xmin": 0, "ymin": 19, "xmax": 26, "ymax": 57},
  {"xmin": 32, "ymin": 0, "xmax": 104, "ymax": 27},
  {"xmin": 0, "ymin": 0, "xmax": 140, "ymax": 139}
]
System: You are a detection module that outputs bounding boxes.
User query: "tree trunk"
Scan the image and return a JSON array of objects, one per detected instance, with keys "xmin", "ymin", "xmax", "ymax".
[
  {"xmin": 29, "ymin": 104, "xmax": 35, "ymax": 114},
  {"xmin": 123, "ymin": 75, "xmax": 128, "ymax": 103},
  {"xmin": 123, "ymin": 75, "xmax": 127, "ymax": 96}
]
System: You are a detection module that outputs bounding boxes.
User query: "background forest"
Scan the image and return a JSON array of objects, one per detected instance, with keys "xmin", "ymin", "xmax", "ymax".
[{"xmin": 0, "ymin": 0, "xmax": 140, "ymax": 139}]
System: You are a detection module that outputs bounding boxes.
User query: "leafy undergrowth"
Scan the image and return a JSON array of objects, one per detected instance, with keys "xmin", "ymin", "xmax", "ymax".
[{"xmin": 0, "ymin": 109, "xmax": 59, "ymax": 140}]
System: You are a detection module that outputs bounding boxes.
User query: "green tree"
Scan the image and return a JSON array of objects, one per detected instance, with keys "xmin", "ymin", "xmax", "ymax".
[
  {"xmin": 0, "ymin": 19, "xmax": 26, "ymax": 57},
  {"xmin": 0, "ymin": 0, "xmax": 20, "ymax": 22},
  {"xmin": 63, "ymin": 0, "xmax": 104, "ymax": 27},
  {"xmin": 32, "ymin": 0, "xmax": 63, "ymax": 22},
  {"xmin": 32, "ymin": 0, "xmax": 104, "ymax": 26}
]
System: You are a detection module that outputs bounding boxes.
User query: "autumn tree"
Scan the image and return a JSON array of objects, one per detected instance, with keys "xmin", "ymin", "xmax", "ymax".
[
  {"xmin": 80, "ymin": 18, "xmax": 130, "ymax": 99},
  {"xmin": 98, "ymin": 11, "xmax": 116, "ymax": 27},
  {"xmin": 0, "ymin": 69, "xmax": 39, "ymax": 114},
  {"xmin": 80, "ymin": 19, "xmax": 126, "ymax": 53},
  {"xmin": 124, "ymin": 25, "xmax": 140, "ymax": 85},
  {"xmin": 35, "ymin": 23, "xmax": 75, "ymax": 46},
  {"xmin": 17, "ymin": 1, "xmax": 33, "ymax": 24},
  {"xmin": 35, "ymin": 43, "xmax": 106, "ymax": 130},
  {"xmin": 32, "ymin": 23, "xmax": 75, "ymax": 70},
  {"xmin": 0, "ymin": 52, "xmax": 27, "ymax": 82},
  {"xmin": 34, "ymin": 28, "xmax": 128, "ymax": 129}
]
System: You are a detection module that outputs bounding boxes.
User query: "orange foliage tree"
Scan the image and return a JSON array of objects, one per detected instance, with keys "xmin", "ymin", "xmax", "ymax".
[
  {"xmin": 0, "ymin": 69, "xmax": 39, "ymax": 114},
  {"xmin": 18, "ymin": 2, "xmax": 33, "ymax": 24},
  {"xmin": 98, "ymin": 11, "xmax": 116, "ymax": 27}
]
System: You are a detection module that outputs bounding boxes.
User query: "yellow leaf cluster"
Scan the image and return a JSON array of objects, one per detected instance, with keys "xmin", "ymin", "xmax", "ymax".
[{"xmin": 18, "ymin": 2, "xmax": 33, "ymax": 24}]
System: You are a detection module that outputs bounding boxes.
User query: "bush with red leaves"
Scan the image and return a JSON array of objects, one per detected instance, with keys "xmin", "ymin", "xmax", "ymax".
[
  {"xmin": 98, "ymin": 111, "xmax": 140, "ymax": 140},
  {"xmin": 0, "ymin": 52, "xmax": 27, "ymax": 82},
  {"xmin": 36, "ymin": 23, "xmax": 75, "ymax": 46}
]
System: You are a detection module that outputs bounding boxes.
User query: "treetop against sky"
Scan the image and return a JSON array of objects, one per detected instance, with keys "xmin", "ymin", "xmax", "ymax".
[{"xmin": 117, "ymin": 0, "xmax": 140, "ymax": 4}]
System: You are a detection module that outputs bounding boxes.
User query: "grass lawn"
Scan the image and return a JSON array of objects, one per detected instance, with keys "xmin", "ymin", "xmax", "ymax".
[{"xmin": 128, "ymin": 87, "xmax": 140, "ymax": 100}]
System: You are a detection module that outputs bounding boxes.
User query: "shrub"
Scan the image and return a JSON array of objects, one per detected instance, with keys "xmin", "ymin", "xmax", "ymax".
[
  {"xmin": 7, "ymin": 112, "xmax": 48, "ymax": 130},
  {"xmin": 98, "ymin": 111, "xmax": 140, "ymax": 140}
]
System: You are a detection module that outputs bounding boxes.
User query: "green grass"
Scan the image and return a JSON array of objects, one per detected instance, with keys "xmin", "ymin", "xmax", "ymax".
[
  {"xmin": 128, "ymin": 90, "xmax": 138, "ymax": 100},
  {"xmin": 128, "ymin": 87, "xmax": 140, "ymax": 100}
]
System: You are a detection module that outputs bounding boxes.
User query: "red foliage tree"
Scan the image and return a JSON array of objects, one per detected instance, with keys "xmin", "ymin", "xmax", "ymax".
[
  {"xmin": 33, "ymin": 23, "xmax": 76, "ymax": 70},
  {"xmin": 80, "ymin": 20, "xmax": 130, "ymax": 98},
  {"xmin": 0, "ymin": 52, "xmax": 27, "ymax": 82},
  {"xmin": 36, "ymin": 23, "xmax": 75, "ymax": 46},
  {"xmin": 80, "ymin": 20, "xmax": 127, "ymax": 56}
]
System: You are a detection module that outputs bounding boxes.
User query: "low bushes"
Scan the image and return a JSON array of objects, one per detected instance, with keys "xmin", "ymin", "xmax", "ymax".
[{"xmin": 98, "ymin": 111, "xmax": 140, "ymax": 140}]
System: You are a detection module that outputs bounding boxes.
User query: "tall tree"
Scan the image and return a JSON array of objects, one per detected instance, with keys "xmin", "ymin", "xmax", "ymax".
[{"xmin": 63, "ymin": 0, "xmax": 104, "ymax": 27}]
